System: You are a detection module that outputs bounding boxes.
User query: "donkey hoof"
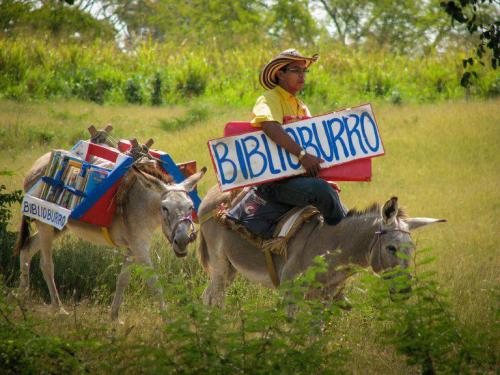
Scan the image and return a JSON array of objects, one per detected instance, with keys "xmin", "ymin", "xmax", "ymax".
[
  {"xmin": 111, "ymin": 318, "xmax": 125, "ymax": 326},
  {"xmin": 57, "ymin": 307, "xmax": 70, "ymax": 316}
]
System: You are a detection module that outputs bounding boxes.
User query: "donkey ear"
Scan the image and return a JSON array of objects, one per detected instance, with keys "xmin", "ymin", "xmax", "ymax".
[
  {"xmin": 406, "ymin": 217, "xmax": 447, "ymax": 231},
  {"xmin": 382, "ymin": 196, "xmax": 398, "ymax": 225},
  {"xmin": 181, "ymin": 166, "xmax": 207, "ymax": 192},
  {"xmin": 133, "ymin": 167, "xmax": 167, "ymax": 193}
]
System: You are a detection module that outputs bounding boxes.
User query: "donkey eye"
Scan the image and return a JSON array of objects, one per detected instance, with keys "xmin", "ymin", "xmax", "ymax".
[
  {"xmin": 387, "ymin": 245, "xmax": 397, "ymax": 253},
  {"xmin": 162, "ymin": 206, "xmax": 169, "ymax": 214}
]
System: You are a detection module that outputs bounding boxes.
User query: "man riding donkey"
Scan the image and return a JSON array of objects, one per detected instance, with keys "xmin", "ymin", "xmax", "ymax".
[
  {"xmin": 251, "ymin": 49, "xmax": 347, "ymax": 226},
  {"xmin": 198, "ymin": 50, "xmax": 446, "ymax": 307}
]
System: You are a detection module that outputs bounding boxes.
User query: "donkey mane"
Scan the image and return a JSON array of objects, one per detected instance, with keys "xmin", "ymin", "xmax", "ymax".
[
  {"xmin": 345, "ymin": 203, "xmax": 408, "ymax": 220},
  {"xmin": 115, "ymin": 161, "xmax": 172, "ymax": 212}
]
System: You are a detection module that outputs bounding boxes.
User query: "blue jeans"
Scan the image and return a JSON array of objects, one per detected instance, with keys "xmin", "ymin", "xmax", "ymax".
[{"xmin": 256, "ymin": 177, "xmax": 347, "ymax": 225}]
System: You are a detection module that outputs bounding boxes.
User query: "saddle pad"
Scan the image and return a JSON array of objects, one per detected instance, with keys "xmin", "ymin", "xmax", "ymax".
[
  {"xmin": 216, "ymin": 188, "xmax": 321, "ymax": 257},
  {"xmin": 226, "ymin": 188, "xmax": 292, "ymax": 239}
]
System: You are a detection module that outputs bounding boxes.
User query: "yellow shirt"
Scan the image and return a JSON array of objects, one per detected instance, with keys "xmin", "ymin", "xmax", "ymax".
[{"xmin": 251, "ymin": 86, "xmax": 311, "ymax": 127}]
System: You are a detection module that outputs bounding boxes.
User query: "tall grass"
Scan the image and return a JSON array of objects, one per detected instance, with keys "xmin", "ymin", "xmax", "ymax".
[{"xmin": 1, "ymin": 38, "xmax": 498, "ymax": 107}]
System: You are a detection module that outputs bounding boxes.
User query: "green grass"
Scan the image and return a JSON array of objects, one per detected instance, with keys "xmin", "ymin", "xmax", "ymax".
[{"xmin": 0, "ymin": 98, "xmax": 498, "ymax": 373}]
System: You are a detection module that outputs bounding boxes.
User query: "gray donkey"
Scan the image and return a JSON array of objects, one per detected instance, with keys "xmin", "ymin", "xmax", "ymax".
[
  {"xmin": 15, "ymin": 152, "xmax": 206, "ymax": 321},
  {"xmin": 198, "ymin": 186, "xmax": 445, "ymax": 307}
]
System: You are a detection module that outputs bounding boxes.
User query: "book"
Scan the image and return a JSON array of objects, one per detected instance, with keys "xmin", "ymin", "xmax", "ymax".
[
  {"xmin": 39, "ymin": 151, "xmax": 61, "ymax": 199},
  {"xmin": 46, "ymin": 154, "xmax": 69, "ymax": 203},
  {"xmin": 83, "ymin": 167, "xmax": 110, "ymax": 197}
]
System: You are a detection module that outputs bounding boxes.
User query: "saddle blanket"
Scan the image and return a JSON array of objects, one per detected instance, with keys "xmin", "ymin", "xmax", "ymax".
[{"xmin": 217, "ymin": 188, "xmax": 320, "ymax": 256}]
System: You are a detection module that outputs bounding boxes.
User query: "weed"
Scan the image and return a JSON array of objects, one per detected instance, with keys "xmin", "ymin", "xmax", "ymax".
[{"xmin": 125, "ymin": 78, "xmax": 143, "ymax": 104}]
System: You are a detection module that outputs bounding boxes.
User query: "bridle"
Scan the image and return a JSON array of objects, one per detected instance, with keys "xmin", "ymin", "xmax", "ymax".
[
  {"xmin": 368, "ymin": 220, "xmax": 411, "ymax": 266},
  {"xmin": 162, "ymin": 188, "xmax": 197, "ymax": 244}
]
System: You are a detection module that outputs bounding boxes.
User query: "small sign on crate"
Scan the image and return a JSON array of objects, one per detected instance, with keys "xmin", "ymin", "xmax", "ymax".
[{"xmin": 22, "ymin": 194, "xmax": 70, "ymax": 230}]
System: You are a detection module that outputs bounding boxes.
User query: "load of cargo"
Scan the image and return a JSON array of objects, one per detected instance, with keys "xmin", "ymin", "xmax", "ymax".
[{"xmin": 22, "ymin": 126, "xmax": 200, "ymax": 230}]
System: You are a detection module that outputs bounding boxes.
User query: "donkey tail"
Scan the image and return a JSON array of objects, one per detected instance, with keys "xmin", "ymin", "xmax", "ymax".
[
  {"xmin": 197, "ymin": 230, "xmax": 209, "ymax": 271},
  {"xmin": 14, "ymin": 216, "xmax": 30, "ymax": 256}
]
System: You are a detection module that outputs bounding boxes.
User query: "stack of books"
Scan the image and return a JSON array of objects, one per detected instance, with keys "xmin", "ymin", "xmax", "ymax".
[{"xmin": 37, "ymin": 151, "xmax": 111, "ymax": 210}]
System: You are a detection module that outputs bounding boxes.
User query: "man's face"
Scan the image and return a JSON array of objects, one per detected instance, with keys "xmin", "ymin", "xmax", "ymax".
[{"xmin": 277, "ymin": 60, "xmax": 307, "ymax": 95}]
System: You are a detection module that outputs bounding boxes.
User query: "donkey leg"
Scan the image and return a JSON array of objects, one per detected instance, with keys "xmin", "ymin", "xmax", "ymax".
[
  {"xmin": 202, "ymin": 253, "xmax": 236, "ymax": 308},
  {"xmin": 110, "ymin": 250, "xmax": 133, "ymax": 321},
  {"xmin": 19, "ymin": 232, "xmax": 42, "ymax": 293},
  {"xmin": 133, "ymin": 248, "xmax": 166, "ymax": 317},
  {"xmin": 37, "ymin": 223, "xmax": 67, "ymax": 315}
]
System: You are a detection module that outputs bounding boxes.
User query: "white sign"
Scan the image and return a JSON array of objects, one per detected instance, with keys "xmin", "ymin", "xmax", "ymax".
[
  {"xmin": 208, "ymin": 104, "xmax": 384, "ymax": 191},
  {"xmin": 21, "ymin": 195, "xmax": 71, "ymax": 230}
]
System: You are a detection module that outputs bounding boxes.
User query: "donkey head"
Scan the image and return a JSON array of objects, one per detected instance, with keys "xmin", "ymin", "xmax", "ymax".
[
  {"xmin": 369, "ymin": 197, "xmax": 446, "ymax": 277},
  {"xmin": 134, "ymin": 166, "xmax": 207, "ymax": 257}
]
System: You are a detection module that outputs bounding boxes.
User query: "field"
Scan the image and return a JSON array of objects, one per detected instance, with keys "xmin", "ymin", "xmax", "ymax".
[{"xmin": 0, "ymin": 98, "xmax": 499, "ymax": 374}]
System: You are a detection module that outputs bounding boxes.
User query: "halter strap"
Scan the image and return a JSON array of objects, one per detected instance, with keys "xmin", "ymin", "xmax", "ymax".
[
  {"xmin": 369, "ymin": 221, "xmax": 411, "ymax": 260},
  {"xmin": 163, "ymin": 188, "xmax": 198, "ymax": 244}
]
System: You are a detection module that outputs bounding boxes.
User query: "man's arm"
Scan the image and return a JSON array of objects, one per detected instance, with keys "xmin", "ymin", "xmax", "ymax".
[{"xmin": 261, "ymin": 121, "xmax": 323, "ymax": 177}]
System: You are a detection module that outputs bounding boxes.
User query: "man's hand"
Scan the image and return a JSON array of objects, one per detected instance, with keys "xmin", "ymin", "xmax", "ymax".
[
  {"xmin": 300, "ymin": 153, "xmax": 323, "ymax": 177},
  {"xmin": 261, "ymin": 121, "xmax": 324, "ymax": 177}
]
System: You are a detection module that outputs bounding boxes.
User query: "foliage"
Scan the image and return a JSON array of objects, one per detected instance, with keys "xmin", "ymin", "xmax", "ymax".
[
  {"xmin": 0, "ymin": 37, "xmax": 498, "ymax": 107},
  {"xmin": 0, "ymin": 281, "xmax": 83, "ymax": 375},
  {"xmin": 124, "ymin": 77, "xmax": 144, "ymax": 104},
  {"xmin": 116, "ymin": 257, "xmax": 349, "ymax": 374},
  {"xmin": 28, "ymin": 238, "xmax": 122, "ymax": 303},
  {"xmin": 0, "ymin": 0, "xmax": 115, "ymax": 41},
  {"xmin": 441, "ymin": 0, "xmax": 500, "ymax": 87},
  {"xmin": 0, "ymin": 182, "xmax": 22, "ymax": 286},
  {"xmin": 151, "ymin": 72, "xmax": 163, "ymax": 106},
  {"xmin": 353, "ymin": 248, "xmax": 498, "ymax": 374},
  {"xmin": 314, "ymin": 0, "xmax": 463, "ymax": 53}
]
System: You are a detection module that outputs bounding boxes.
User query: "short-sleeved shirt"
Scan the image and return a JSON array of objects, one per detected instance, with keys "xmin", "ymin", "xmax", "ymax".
[{"xmin": 251, "ymin": 86, "xmax": 311, "ymax": 127}]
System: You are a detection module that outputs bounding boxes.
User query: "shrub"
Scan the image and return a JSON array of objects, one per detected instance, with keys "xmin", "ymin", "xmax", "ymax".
[
  {"xmin": 28, "ymin": 237, "xmax": 121, "ymax": 303},
  {"xmin": 0, "ymin": 182, "xmax": 22, "ymax": 286},
  {"xmin": 151, "ymin": 72, "xmax": 163, "ymax": 106},
  {"xmin": 0, "ymin": 280, "xmax": 81, "ymax": 375},
  {"xmin": 176, "ymin": 63, "xmax": 208, "ymax": 98},
  {"xmin": 124, "ymin": 77, "xmax": 143, "ymax": 104},
  {"xmin": 355, "ymin": 248, "xmax": 497, "ymax": 374},
  {"xmin": 120, "ymin": 257, "xmax": 349, "ymax": 374}
]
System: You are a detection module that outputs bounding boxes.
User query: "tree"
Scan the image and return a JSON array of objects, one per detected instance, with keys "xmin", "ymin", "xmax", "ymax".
[
  {"xmin": 0, "ymin": 0, "xmax": 116, "ymax": 41},
  {"xmin": 441, "ymin": 0, "xmax": 499, "ymax": 87},
  {"xmin": 314, "ymin": 0, "xmax": 478, "ymax": 53},
  {"xmin": 268, "ymin": 0, "xmax": 319, "ymax": 45},
  {"xmin": 114, "ymin": 0, "xmax": 269, "ymax": 47}
]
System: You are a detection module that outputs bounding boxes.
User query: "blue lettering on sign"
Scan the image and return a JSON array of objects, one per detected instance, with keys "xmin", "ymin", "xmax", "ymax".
[
  {"xmin": 261, "ymin": 135, "xmax": 281, "ymax": 175},
  {"xmin": 276, "ymin": 144, "xmax": 288, "ymax": 172},
  {"xmin": 234, "ymin": 140, "xmax": 248, "ymax": 179},
  {"xmin": 241, "ymin": 135, "xmax": 267, "ymax": 178},
  {"xmin": 343, "ymin": 114, "xmax": 368, "ymax": 157},
  {"xmin": 327, "ymin": 118, "xmax": 349, "ymax": 160},
  {"xmin": 212, "ymin": 142, "xmax": 237, "ymax": 184},
  {"xmin": 284, "ymin": 128, "xmax": 301, "ymax": 169},
  {"xmin": 313, "ymin": 121, "xmax": 335, "ymax": 162},
  {"xmin": 360, "ymin": 112, "xmax": 380, "ymax": 152},
  {"xmin": 297, "ymin": 125, "xmax": 320, "ymax": 158},
  {"xmin": 23, "ymin": 201, "xmax": 29, "ymax": 213}
]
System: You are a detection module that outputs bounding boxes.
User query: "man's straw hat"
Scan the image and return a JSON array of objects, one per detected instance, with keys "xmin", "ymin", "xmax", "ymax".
[{"xmin": 259, "ymin": 49, "xmax": 319, "ymax": 90}]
